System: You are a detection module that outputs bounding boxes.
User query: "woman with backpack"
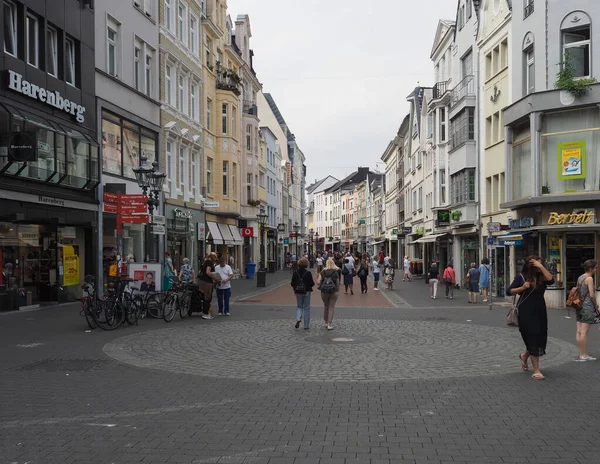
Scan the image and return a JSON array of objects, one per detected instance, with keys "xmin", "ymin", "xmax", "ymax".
[
  {"xmin": 358, "ymin": 258, "xmax": 369, "ymax": 294},
  {"xmin": 574, "ymin": 259, "xmax": 599, "ymax": 362},
  {"xmin": 342, "ymin": 258, "xmax": 354, "ymax": 295},
  {"xmin": 317, "ymin": 258, "xmax": 340, "ymax": 330},
  {"xmin": 290, "ymin": 257, "xmax": 315, "ymax": 330}
]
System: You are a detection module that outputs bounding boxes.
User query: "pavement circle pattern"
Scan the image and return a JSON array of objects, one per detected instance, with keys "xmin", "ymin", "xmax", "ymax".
[{"xmin": 103, "ymin": 319, "xmax": 579, "ymax": 382}]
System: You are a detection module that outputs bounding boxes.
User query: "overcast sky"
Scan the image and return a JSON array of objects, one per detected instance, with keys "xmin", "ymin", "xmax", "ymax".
[{"xmin": 227, "ymin": 0, "xmax": 458, "ymax": 183}]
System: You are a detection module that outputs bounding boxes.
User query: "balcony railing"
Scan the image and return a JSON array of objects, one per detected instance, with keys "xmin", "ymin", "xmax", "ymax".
[
  {"xmin": 216, "ymin": 64, "xmax": 242, "ymax": 96},
  {"xmin": 432, "ymin": 80, "xmax": 449, "ymax": 100},
  {"xmin": 451, "ymin": 75, "xmax": 475, "ymax": 106},
  {"xmin": 243, "ymin": 100, "xmax": 258, "ymax": 116},
  {"xmin": 524, "ymin": 1, "xmax": 534, "ymax": 18}
]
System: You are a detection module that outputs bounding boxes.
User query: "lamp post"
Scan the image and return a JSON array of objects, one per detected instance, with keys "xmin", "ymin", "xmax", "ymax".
[
  {"xmin": 149, "ymin": 163, "xmax": 165, "ymax": 263},
  {"xmin": 256, "ymin": 206, "xmax": 268, "ymax": 288},
  {"xmin": 315, "ymin": 232, "xmax": 319, "ymax": 254},
  {"xmin": 309, "ymin": 228, "xmax": 314, "ymax": 254},
  {"xmin": 293, "ymin": 221, "xmax": 300, "ymax": 258},
  {"xmin": 132, "ymin": 153, "xmax": 155, "ymax": 262}
]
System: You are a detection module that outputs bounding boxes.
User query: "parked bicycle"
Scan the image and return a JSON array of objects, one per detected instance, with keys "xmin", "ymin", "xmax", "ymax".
[
  {"xmin": 80, "ymin": 275, "xmax": 102, "ymax": 330},
  {"xmin": 94, "ymin": 277, "xmax": 142, "ymax": 330},
  {"xmin": 162, "ymin": 279, "xmax": 194, "ymax": 322}
]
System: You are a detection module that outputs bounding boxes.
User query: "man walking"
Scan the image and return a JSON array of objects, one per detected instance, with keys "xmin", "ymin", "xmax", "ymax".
[{"xmin": 215, "ymin": 256, "xmax": 234, "ymax": 316}]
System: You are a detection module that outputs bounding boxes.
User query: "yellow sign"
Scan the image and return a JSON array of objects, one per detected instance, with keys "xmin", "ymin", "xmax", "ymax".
[
  {"xmin": 62, "ymin": 245, "xmax": 79, "ymax": 286},
  {"xmin": 547, "ymin": 210, "xmax": 594, "ymax": 225},
  {"xmin": 558, "ymin": 141, "xmax": 586, "ymax": 180}
]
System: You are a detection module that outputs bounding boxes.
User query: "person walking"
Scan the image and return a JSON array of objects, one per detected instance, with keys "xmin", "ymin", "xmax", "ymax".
[
  {"xmin": 466, "ymin": 263, "xmax": 480, "ymax": 304},
  {"xmin": 178, "ymin": 257, "xmax": 195, "ymax": 283},
  {"xmin": 574, "ymin": 259, "xmax": 600, "ymax": 362},
  {"xmin": 479, "ymin": 258, "xmax": 491, "ymax": 302},
  {"xmin": 385, "ymin": 259, "xmax": 396, "ymax": 290},
  {"xmin": 372, "ymin": 256, "xmax": 381, "ymax": 291},
  {"xmin": 316, "ymin": 255, "xmax": 324, "ymax": 273},
  {"xmin": 163, "ymin": 252, "xmax": 175, "ymax": 291},
  {"xmin": 403, "ymin": 256, "xmax": 411, "ymax": 282},
  {"xmin": 508, "ymin": 255, "xmax": 554, "ymax": 380},
  {"xmin": 428, "ymin": 264, "xmax": 439, "ymax": 299},
  {"xmin": 357, "ymin": 258, "xmax": 369, "ymax": 294},
  {"xmin": 215, "ymin": 255, "xmax": 234, "ymax": 316},
  {"xmin": 291, "ymin": 257, "xmax": 315, "ymax": 330},
  {"xmin": 342, "ymin": 258, "xmax": 354, "ymax": 295},
  {"xmin": 198, "ymin": 252, "xmax": 217, "ymax": 320},
  {"xmin": 442, "ymin": 263, "xmax": 456, "ymax": 299},
  {"xmin": 317, "ymin": 258, "xmax": 340, "ymax": 330}
]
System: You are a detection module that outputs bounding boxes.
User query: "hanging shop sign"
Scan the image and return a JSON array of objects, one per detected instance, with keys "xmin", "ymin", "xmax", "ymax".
[
  {"xmin": 509, "ymin": 217, "xmax": 534, "ymax": 229},
  {"xmin": 8, "ymin": 70, "xmax": 86, "ymax": 123},
  {"xmin": 8, "ymin": 132, "xmax": 37, "ymax": 162},
  {"xmin": 557, "ymin": 140, "xmax": 586, "ymax": 180},
  {"xmin": 436, "ymin": 210, "xmax": 450, "ymax": 227},
  {"xmin": 241, "ymin": 227, "xmax": 254, "ymax": 237},
  {"xmin": 267, "ymin": 230, "xmax": 276, "ymax": 239},
  {"xmin": 391, "ymin": 228, "xmax": 398, "ymax": 235},
  {"xmin": 173, "ymin": 208, "xmax": 193, "ymax": 219},
  {"xmin": 547, "ymin": 209, "xmax": 594, "ymax": 225},
  {"xmin": 197, "ymin": 223, "xmax": 205, "ymax": 240}
]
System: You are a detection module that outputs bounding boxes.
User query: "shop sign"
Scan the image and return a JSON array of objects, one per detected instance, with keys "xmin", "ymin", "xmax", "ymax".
[
  {"xmin": 415, "ymin": 227, "xmax": 425, "ymax": 235},
  {"xmin": 38, "ymin": 195, "xmax": 65, "ymax": 207},
  {"xmin": 283, "ymin": 238, "xmax": 289, "ymax": 245},
  {"xmin": 19, "ymin": 232, "xmax": 39, "ymax": 246},
  {"xmin": 509, "ymin": 217, "xmax": 534, "ymax": 229},
  {"xmin": 267, "ymin": 230, "xmax": 276, "ymax": 239},
  {"xmin": 8, "ymin": 70, "xmax": 86, "ymax": 123},
  {"xmin": 502, "ymin": 240, "xmax": 522, "ymax": 246},
  {"xmin": 289, "ymin": 232, "xmax": 296, "ymax": 238},
  {"xmin": 241, "ymin": 227, "xmax": 254, "ymax": 237},
  {"xmin": 392, "ymin": 228, "xmax": 398, "ymax": 235},
  {"xmin": 558, "ymin": 140, "xmax": 586, "ymax": 180},
  {"xmin": 59, "ymin": 227, "xmax": 77, "ymax": 239},
  {"xmin": 277, "ymin": 223, "xmax": 285, "ymax": 232},
  {"xmin": 152, "ymin": 215, "xmax": 166, "ymax": 225},
  {"xmin": 38, "ymin": 141, "xmax": 50, "ymax": 153},
  {"xmin": 62, "ymin": 245, "xmax": 79, "ymax": 286},
  {"xmin": 197, "ymin": 223, "xmax": 205, "ymax": 240},
  {"xmin": 8, "ymin": 132, "xmax": 37, "ymax": 162},
  {"xmin": 547, "ymin": 209, "xmax": 594, "ymax": 225},
  {"xmin": 436, "ymin": 210, "xmax": 450, "ymax": 227},
  {"xmin": 487, "ymin": 222, "xmax": 502, "ymax": 232},
  {"xmin": 203, "ymin": 201, "xmax": 219, "ymax": 208},
  {"xmin": 174, "ymin": 208, "xmax": 193, "ymax": 219},
  {"xmin": 359, "ymin": 220, "xmax": 366, "ymax": 225},
  {"xmin": 451, "ymin": 210, "xmax": 462, "ymax": 221},
  {"xmin": 403, "ymin": 227, "xmax": 412, "ymax": 235}
]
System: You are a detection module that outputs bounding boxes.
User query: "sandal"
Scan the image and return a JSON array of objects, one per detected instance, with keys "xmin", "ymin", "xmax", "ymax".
[
  {"xmin": 531, "ymin": 373, "xmax": 545, "ymax": 380},
  {"xmin": 519, "ymin": 354, "xmax": 529, "ymax": 371}
]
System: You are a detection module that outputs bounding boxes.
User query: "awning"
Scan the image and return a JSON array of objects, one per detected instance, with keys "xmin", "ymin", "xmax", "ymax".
[
  {"xmin": 413, "ymin": 233, "xmax": 447, "ymax": 244},
  {"xmin": 371, "ymin": 240, "xmax": 386, "ymax": 246},
  {"xmin": 498, "ymin": 232, "xmax": 531, "ymax": 244},
  {"xmin": 206, "ymin": 221, "xmax": 224, "ymax": 244},
  {"xmin": 228, "ymin": 225, "xmax": 243, "ymax": 245},
  {"xmin": 218, "ymin": 223, "xmax": 235, "ymax": 245}
]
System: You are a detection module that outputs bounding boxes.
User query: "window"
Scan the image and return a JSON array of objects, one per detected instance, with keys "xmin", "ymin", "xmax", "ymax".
[
  {"xmin": 524, "ymin": 0, "xmax": 534, "ymax": 19},
  {"xmin": 107, "ymin": 18, "xmax": 119, "ymax": 77},
  {"xmin": 412, "ymin": 190, "xmax": 417, "ymax": 213},
  {"xmin": 205, "ymin": 37, "xmax": 211, "ymax": 67},
  {"xmin": 222, "ymin": 103, "xmax": 228, "ymax": 135},
  {"xmin": 206, "ymin": 98, "xmax": 212, "ymax": 130},
  {"xmin": 178, "ymin": 74, "xmax": 187, "ymax": 113},
  {"xmin": 4, "ymin": 1, "xmax": 17, "ymax": 56},
  {"xmin": 190, "ymin": 83, "xmax": 198, "ymax": 121},
  {"xmin": 563, "ymin": 25, "xmax": 590, "ymax": 78},
  {"xmin": 178, "ymin": 145, "xmax": 186, "ymax": 192},
  {"xmin": 145, "ymin": 51, "xmax": 152, "ymax": 97},
  {"xmin": 200, "ymin": 0, "xmax": 206, "ymax": 17},
  {"xmin": 512, "ymin": 125, "xmax": 531, "ymax": 199},
  {"xmin": 232, "ymin": 163, "xmax": 236, "ymax": 196},
  {"xmin": 206, "ymin": 157, "xmax": 212, "ymax": 194},
  {"xmin": 222, "ymin": 161, "xmax": 228, "ymax": 196},
  {"xmin": 461, "ymin": 50, "xmax": 473, "ymax": 79},
  {"xmin": 418, "ymin": 186, "xmax": 423, "ymax": 210},
  {"xmin": 232, "ymin": 106, "xmax": 237, "ymax": 137},
  {"xmin": 467, "ymin": 0, "xmax": 472, "ymax": 18},
  {"xmin": 449, "ymin": 108, "xmax": 475, "ymax": 148},
  {"xmin": 440, "ymin": 169, "xmax": 446, "ymax": 204},
  {"xmin": 259, "ymin": 171, "xmax": 265, "ymax": 188},
  {"xmin": 26, "ymin": 13, "xmax": 39, "ymax": 68},
  {"xmin": 165, "ymin": 65, "xmax": 174, "ymax": 105},
  {"xmin": 247, "ymin": 173, "xmax": 252, "ymax": 201},
  {"xmin": 134, "ymin": 44, "xmax": 141, "ymax": 91},
  {"xmin": 190, "ymin": 15, "xmax": 198, "ymax": 55},
  {"xmin": 246, "ymin": 125, "xmax": 251, "ymax": 151},
  {"xmin": 65, "ymin": 38, "xmax": 76, "ymax": 86},
  {"xmin": 177, "ymin": 1, "xmax": 187, "ymax": 44},
  {"xmin": 500, "ymin": 39, "xmax": 508, "ymax": 69},
  {"xmin": 165, "ymin": 141, "xmax": 173, "ymax": 194},
  {"xmin": 450, "ymin": 169, "xmax": 476, "ymax": 205},
  {"xmin": 164, "ymin": 0, "xmax": 173, "ymax": 31},
  {"xmin": 439, "ymin": 108, "xmax": 446, "ymax": 142},
  {"xmin": 525, "ymin": 47, "xmax": 535, "ymax": 94},
  {"xmin": 46, "ymin": 26, "xmax": 58, "ymax": 77},
  {"xmin": 191, "ymin": 151, "xmax": 197, "ymax": 197}
]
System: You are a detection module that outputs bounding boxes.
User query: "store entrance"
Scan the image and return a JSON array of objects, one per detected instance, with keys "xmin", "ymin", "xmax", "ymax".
[
  {"xmin": 565, "ymin": 234, "xmax": 595, "ymax": 293},
  {"xmin": 491, "ymin": 247, "xmax": 506, "ymax": 298}
]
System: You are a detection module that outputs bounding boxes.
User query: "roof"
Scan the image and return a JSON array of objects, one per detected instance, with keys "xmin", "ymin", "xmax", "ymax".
[{"xmin": 324, "ymin": 167, "xmax": 377, "ymax": 194}]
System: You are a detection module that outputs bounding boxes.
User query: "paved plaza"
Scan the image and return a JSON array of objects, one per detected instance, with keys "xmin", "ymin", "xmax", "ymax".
[{"xmin": 1, "ymin": 276, "xmax": 600, "ymax": 464}]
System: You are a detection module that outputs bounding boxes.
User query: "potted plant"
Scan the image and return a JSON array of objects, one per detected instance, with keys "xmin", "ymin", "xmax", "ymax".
[{"xmin": 555, "ymin": 52, "xmax": 597, "ymax": 97}]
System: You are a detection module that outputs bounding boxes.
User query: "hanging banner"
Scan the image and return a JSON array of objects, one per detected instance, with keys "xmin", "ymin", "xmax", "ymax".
[
  {"xmin": 62, "ymin": 245, "xmax": 79, "ymax": 286},
  {"xmin": 558, "ymin": 140, "xmax": 586, "ymax": 180}
]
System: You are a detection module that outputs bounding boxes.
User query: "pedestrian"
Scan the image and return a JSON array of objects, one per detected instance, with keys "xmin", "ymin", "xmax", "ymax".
[
  {"xmin": 342, "ymin": 258, "xmax": 354, "ymax": 295},
  {"xmin": 508, "ymin": 255, "xmax": 554, "ymax": 380},
  {"xmin": 466, "ymin": 262, "xmax": 480, "ymax": 304},
  {"xmin": 385, "ymin": 259, "xmax": 395, "ymax": 290},
  {"xmin": 372, "ymin": 255, "xmax": 381, "ymax": 291},
  {"xmin": 403, "ymin": 256, "xmax": 411, "ymax": 281},
  {"xmin": 163, "ymin": 252, "xmax": 175, "ymax": 291},
  {"xmin": 316, "ymin": 255, "xmax": 324, "ymax": 273},
  {"xmin": 198, "ymin": 252, "xmax": 217, "ymax": 320},
  {"xmin": 384, "ymin": 254, "xmax": 390, "ymax": 267},
  {"xmin": 291, "ymin": 257, "xmax": 315, "ymax": 330},
  {"xmin": 442, "ymin": 263, "xmax": 456, "ymax": 299},
  {"xmin": 358, "ymin": 258, "xmax": 369, "ymax": 294},
  {"xmin": 428, "ymin": 263, "xmax": 439, "ymax": 299},
  {"xmin": 317, "ymin": 258, "xmax": 340, "ymax": 330},
  {"xmin": 178, "ymin": 257, "xmax": 195, "ymax": 283},
  {"xmin": 379, "ymin": 251, "xmax": 384, "ymax": 265},
  {"xmin": 215, "ymin": 255, "xmax": 234, "ymax": 316},
  {"xmin": 574, "ymin": 259, "xmax": 600, "ymax": 362},
  {"xmin": 479, "ymin": 258, "xmax": 491, "ymax": 302}
]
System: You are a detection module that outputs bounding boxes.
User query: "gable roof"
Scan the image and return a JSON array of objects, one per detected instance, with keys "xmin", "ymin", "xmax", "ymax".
[
  {"xmin": 307, "ymin": 175, "xmax": 338, "ymax": 194},
  {"xmin": 430, "ymin": 20, "xmax": 456, "ymax": 58},
  {"xmin": 324, "ymin": 167, "xmax": 377, "ymax": 194}
]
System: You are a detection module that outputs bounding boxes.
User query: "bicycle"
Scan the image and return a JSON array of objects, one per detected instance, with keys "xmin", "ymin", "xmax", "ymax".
[
  {"xmin": 95, "ymin": 278, "xmax": 142, "ymax": 330},
  {"xmin": 80, "ymin": 276, "xmax": 101, "ymax": 330},
  {"xmin": 163, "ymin": 279, "xmax": 194, "ymax": 322}
]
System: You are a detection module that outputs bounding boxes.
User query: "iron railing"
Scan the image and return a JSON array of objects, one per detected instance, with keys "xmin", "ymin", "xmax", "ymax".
[
  {"xmin": 524, "ymin": 1, "xmax": 534, "ymax": 19},
  {"xmin": 243, "ymin": 100, "xmax": 258, "ymax": 116},
  {"xmin": 451, "ymin": 75, "xmax": 475, "ymax": 106},
  {"xmin": 432, "ymin": 80, "xmax": 449, "ymax": 100}
]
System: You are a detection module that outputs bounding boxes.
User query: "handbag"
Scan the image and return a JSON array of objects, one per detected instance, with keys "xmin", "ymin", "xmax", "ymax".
[{"xmin": 506, "ymin": 280, "xmax": 533, "ymax": 327}]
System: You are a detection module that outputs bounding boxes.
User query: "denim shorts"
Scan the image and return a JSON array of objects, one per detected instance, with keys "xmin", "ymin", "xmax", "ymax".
[
  {"xmin": 469, "ymin": 282, "xmax": 479, "ymax": 293},
  {"xmin": 374, "ymin": 273, "xmax": 380, "ymax": 282},
  {"xmin": 576, "ymin": 307, "xmax": 600, "ymax": 324}
]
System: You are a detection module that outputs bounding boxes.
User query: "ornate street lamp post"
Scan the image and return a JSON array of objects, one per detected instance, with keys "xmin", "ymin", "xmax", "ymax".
[
  {"xmin": 256, "ymin": 206, "xmax": 269, "ymax": 288},
  {"xmin": 315, "ymin": 232, "xmax": 320, "ymax": 254},
  {"xmin": 149, "ymin": 163, "xmax": 165, "ymax": 263},
  {"xmin": 132, "ymin": 153, "xmax": 155, "ymax": 262},
  {"xmin": 293, "ymin": 221, "xmax": 300, "ymax": 258}
]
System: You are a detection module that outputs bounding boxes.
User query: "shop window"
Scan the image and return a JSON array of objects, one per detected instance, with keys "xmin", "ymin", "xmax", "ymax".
[
  {"xmin": 541, "ymin": 108, "xmax": 600, "ymax": 195},
  {"xmin": 64, "ymin": 131, "xmax": 91, "ymax": 188},
  {"xmin": 542, "ymin": 234, "xmax": 563, "ymax": 288},
  {"xmin": 122, "ymin": 126, "xmax": 139, "ymax": 179},
  {"xmin": 511, "ymin": 124, "xmax": 531, "ymax": 199}
]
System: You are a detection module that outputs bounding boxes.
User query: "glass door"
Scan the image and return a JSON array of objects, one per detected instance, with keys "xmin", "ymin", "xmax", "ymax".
[{"xmin": 565, "ymin": 234, "xmax": 595, "ymax": 293}]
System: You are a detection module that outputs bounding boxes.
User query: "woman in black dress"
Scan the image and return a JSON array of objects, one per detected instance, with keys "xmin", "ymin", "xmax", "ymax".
[{"xmin": 507, "ymin": 255, "xmax": 554, "ymax": 380}]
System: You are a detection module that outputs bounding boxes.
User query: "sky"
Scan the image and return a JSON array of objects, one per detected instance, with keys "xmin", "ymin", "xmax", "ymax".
[{"xmin": 227, "ymin": 0, "xmax": 458, "ymax": 183}]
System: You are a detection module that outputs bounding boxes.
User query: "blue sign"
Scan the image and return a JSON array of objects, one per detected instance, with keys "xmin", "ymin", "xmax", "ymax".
[
  {"xmin": 488, "ymin": 237, "xmax": 494, "ymax": 245},
  {"xmin": 500, "ymin": 240, "xmax": 523, "ymax": 246},
  {"xmin": 509, "ymin": 217, "xmax": 534, "ymax": 229}
]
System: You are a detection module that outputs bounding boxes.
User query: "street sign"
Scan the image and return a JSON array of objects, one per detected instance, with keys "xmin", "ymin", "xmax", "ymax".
[
  {"xmin": 119, "ymin": 204, "xmax": 148, "ymax": 214},
  {"xmin": 120, "ymin": 194, "xmax": 148, "ymax": 204},
  {"xmin": 103, "ymin": 192, "xmax": 120, "ymax": 203},
  {"xmin": 152, "ymin": 215, "xmax": 166, "ymax": 225},
  {"xmin": 203, "ymin": 201, "xmax": 220, "ymax": 208},
  {"xmin": 488, "ymin": 237, "xmax": 494, "ymax": 245},
  {"xmin": 103, "ymin": 202, "xmax": 118, "ymax": 214},
  {"xmin": 289, "ymin": 233, "xmax": 296, "ymax": 238},
  {"xmin": 487, "ymin": 222, "xmax": 501, "ymax": 232},
  {"xmin": 283, "ymin": 238, "xmax": 289, "ymax": 245},
  {"xmin": 151, "ymin": 224, "xmax": 166, "ymax": 235},
  {"xmin": 119, "ymin": 214, "xmax": 149, "ymax": 224}
]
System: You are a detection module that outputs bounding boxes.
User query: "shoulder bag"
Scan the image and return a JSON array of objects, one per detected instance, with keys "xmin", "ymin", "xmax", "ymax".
[{"xmin": 506, "ymin": 275, "xmax": 531, "ymax": 327}]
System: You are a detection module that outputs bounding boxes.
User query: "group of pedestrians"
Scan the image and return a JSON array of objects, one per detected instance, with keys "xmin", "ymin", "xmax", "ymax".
[{"xmin": 426, "ymin": 259, "xmax": 491, "ymax": 302}]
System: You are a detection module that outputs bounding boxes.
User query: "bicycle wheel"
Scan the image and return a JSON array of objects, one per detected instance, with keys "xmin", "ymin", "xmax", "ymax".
[
  {"xmin": 163, "ymin": 294, "xmax": 178, "ymax": 322},
  {"xmin": 82, "ymin": 299, "xmax": 97, "ymax": 330},
  {"xmin": 125, "ymin": 295, "xmax": 141, "ymax": 326},
  {"xmin": 179, "ymin": 292, "xmax": 191, "ymax": 319},
  {"xmin": 95, "ymin": 299, "xmax": 123, "ymax": 331},
  {"xmin": 146, "ymin": 293, "xmax": 164, "ymax": 318}
]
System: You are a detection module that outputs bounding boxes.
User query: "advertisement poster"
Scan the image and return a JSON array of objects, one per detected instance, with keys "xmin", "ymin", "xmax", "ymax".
[
  {"xmin": 558, "ymin": 140, "xmax": 586, "ymax": 180},
  {"xmin": 128, "ymin": 263, "xmax": 162, "ymax": 291},
  {"xmin": 62, "ymin": 245, "xmax": 79, "ymax": 286}
]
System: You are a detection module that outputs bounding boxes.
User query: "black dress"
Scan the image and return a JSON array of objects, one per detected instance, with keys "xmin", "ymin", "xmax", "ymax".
[{"xmin": 507, "ymin": 274, "xmax": 555, "ymax": 357}]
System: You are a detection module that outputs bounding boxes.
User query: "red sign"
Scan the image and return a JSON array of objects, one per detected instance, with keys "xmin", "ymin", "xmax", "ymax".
[
  {"xmin": 241, "ymin": 227, "xmax": 254, "ymax": 237},
  {"xmin": 289, "ymin": 233, "xmax": 296, "ymax": 238},
  {"xmin": 121, "ymin": 194, "xmax": 148, "ymax": 204},
  {"xmin": 103, "ymin": 202, "xmax": 119, "ymax": 214},
  {"xmin": 119, "ymin": 204, "xmax": 148, "ymax": 214},
  {"xmin": 119, "ymin": 214, "xmax": 149, "ymax": 224},
  {"xmin": 103, "ymin": 192, "xmax": 120, "ymax": 203}
]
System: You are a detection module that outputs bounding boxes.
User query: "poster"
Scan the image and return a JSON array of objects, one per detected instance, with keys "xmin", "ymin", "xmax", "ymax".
[
  {"xmin": 62, "ymin": 245, "xmax": 80, "ymax": 286},
  {"xmin": 558, "ymin": 140, "xmax": 586, "ymax": 180}
]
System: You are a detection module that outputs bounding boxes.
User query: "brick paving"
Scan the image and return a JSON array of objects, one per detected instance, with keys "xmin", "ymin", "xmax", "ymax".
[{"xmin": 1, "ymin": 281, "xmax": 600, "ymax": 464}]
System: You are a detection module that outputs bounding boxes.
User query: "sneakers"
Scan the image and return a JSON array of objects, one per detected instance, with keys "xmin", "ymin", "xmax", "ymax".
[
  {"xmin": 575, "ymin": 356, "xmax": 596, "ymax": 362},
  {"xmin": 201, "ymin": 314, "xmax": 214, "ymax": 320},
  {"xmin": 225, "ymin": 312, "xmax": 230, "ymax": 316},
  {"xmin": 373, "ymin": 287, "xmax": 379, "ymax": 291},
  {"xmin": 295, "ymin": 320, "xmax": 301, "ymax": 329},
  {"xmin": 217, "ymin": 312, "xmax": 224, "ymax": 316}
]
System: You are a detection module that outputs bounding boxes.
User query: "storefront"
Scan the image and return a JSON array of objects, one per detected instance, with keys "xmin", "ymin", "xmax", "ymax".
[
  {"xmin": 165, "ymin": 205, "xmax": 205, "ymax": 272},
  {"xmin": 205, "ymin": 214, "xmax": 243, "ymax": 270}
]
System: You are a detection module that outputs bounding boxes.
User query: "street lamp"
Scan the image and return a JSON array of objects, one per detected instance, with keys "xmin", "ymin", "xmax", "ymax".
[
  {"xmin": 149, "ymin": 162, "xmax": 165, "ymax": 263},
  {"xmin": 293, "ymin": 221, "xmax": 300, "ymax": 258},
  {"xmin": 132, "ymin": 153, "xmax": 156, "ymax": 262},
  {"xmin": 309, "ymin": 228, "xmax": 314, "ymax": 254},
  {"xmin": 256, "ymin": 206, "xmax": 269, "ymax": 288},
  {"xmin": 315, "ymin": 232, "xmax": 320, "ymax": 254}
]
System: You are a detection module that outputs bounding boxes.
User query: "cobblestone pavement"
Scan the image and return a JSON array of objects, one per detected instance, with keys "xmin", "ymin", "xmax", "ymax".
[{"xmin": 1, "ymin": 284, "xmax": 600, "ymax": 464}]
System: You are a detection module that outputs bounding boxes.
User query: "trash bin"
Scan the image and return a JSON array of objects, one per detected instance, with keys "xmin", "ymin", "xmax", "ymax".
[
  {"xmin": 246, "ymin": 262, "xmax": 256, "ymax": 279},
  {"xmin": 257, "ymin": 269, "xmax": 267, "ymax": 288}
]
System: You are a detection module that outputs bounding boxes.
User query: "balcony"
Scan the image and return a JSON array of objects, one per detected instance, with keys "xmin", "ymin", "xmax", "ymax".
[
  {"xmin": 450, "ymin": 75, "xmax": 475, "ymax": 118},
  {"xmin": 243, "ymin": 100, "xmax": 258, "ymax": 116},
  {"xmin": 524, "ymin": 1, "xmax": 534, "ymax": 18},
  {"xmin": 216, "ymin": 64, "xmax": 242, "ymax": 96},
  {"xmin": 431, "ymin": 80, "xmax": 452, "ymax": 106}
]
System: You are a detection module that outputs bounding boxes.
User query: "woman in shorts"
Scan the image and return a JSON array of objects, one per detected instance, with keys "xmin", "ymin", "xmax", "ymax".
[{"xmin": 575, "ymin": 259, "xmax": 600, "ymax": 362}]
